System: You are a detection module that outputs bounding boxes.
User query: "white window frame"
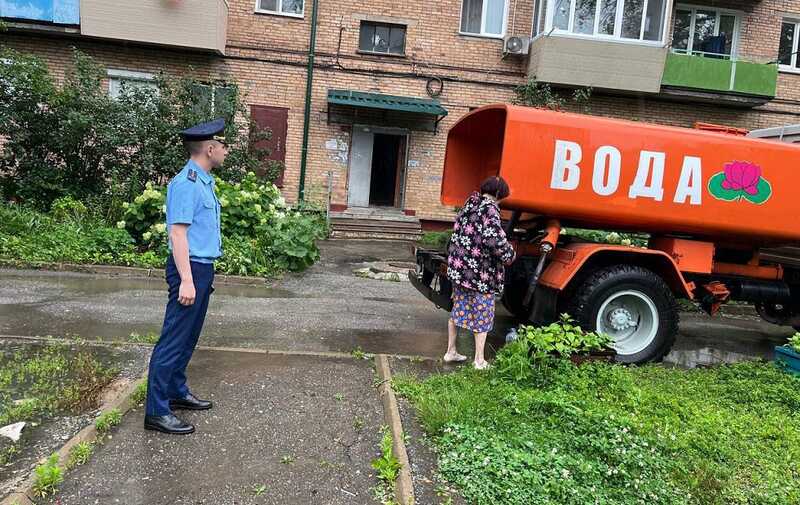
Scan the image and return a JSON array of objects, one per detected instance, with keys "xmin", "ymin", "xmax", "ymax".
[
  {"xmin": 254, "ymin": 0, "xmax": 304, "ymax": 19},
  {"xmin": 779, "ymin": 18, "xmax": 800, "ymax": 74},
  {"xmin": 671, "ymin": 5, "xmax": 741, "ymax": 59},
  {"xmin": 458, "ymin": 0, "xmax": 510, "ymax": 39},
  {"xmin": 107, "ymin": 69, "xmax": 156, "ymax": 99},
  {"xmin": 543, "ymin": 0, "xmax": 669, "ymax": 45}
]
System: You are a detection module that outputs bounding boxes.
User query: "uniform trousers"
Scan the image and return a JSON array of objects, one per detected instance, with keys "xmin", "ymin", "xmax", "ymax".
[{"xmin": 146, "ymin": 256, "xmax": 214, "ymax": 416}]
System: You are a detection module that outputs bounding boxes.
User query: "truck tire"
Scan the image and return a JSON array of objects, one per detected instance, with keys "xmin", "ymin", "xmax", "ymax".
[{"xmin": 566, "ymin": 265, "xmax": 679, "ymax": 364}]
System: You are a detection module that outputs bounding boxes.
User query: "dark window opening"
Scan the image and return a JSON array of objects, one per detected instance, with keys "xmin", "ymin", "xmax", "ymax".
[{"xmin": 359, "ymin": 22, "xmax": 406, "ymax": 55}]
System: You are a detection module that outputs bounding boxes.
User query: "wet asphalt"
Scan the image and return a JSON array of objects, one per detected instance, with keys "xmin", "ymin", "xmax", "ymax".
[
  {"xmin": 44, "ymin": 351, "xmax": 385, "ymax": 505},
  {"xmin": 0, "ymin": 240, "xmax": 794, "ymax": 365}
]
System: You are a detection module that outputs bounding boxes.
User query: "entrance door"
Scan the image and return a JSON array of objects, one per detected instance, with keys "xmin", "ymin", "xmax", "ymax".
[
  {"xmin": 347, "ymin": 127, "xmax": 408, "ymax": 209},
  {"xmin": 348, "ymin": 129, "xmax": 374, "ymax": 208}
]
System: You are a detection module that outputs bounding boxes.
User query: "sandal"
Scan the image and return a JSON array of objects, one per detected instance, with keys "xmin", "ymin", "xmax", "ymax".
[{"xmin": 473, "ymin": 360, "xmax": 491, "ymax": 370}]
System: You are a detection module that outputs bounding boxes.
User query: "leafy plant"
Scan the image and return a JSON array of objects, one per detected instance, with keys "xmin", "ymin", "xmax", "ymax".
[
  {"xmin": 32, "ymin": 453, "xmax": 63, "ymax": 497},
  {"xmin": 252, "ymin": 484, "xmax": 267, "ymax": 496},
  {"xmin": 513, "ymin": 78, "xmax": 592, "ymax": 111},
  {"xmin": 371, "ymin": 428, "xmax": 401, "ymax": 485},
  {"xmin": 95, "ymin": 408, "xmax": 122, "ymax": 433},
  {"xmin": 67, "ymin": 441, "xmax": 94, "ymax": 468},
  {"xmin": 786, "ymin": 333, "xmax": 800, "ymax": 353},
  {"xmin": 51, "ymin": 195, "xmax": 87, "ymax": 223}
]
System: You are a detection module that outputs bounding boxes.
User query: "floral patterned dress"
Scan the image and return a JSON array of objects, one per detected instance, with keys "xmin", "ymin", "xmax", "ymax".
[{"xmin": 447, "ymin": 192, "xmax": 515, "ymax": 333}]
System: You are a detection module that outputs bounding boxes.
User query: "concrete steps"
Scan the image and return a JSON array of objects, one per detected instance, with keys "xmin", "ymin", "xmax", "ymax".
[{"xmin": 330, "ymin": 209, "xmax": 422, "ymax": 241}]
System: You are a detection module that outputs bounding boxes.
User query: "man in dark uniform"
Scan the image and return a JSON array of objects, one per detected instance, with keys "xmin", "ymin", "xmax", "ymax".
[{"xmin": 144, "ymin": 118, "xmax": 227, "ymax": 435}]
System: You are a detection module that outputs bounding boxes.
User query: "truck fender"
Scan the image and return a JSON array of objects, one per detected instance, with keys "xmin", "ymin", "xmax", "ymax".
[{"xmin": 538, "ymin": 243, "xmax": 695, "ymax": 299}]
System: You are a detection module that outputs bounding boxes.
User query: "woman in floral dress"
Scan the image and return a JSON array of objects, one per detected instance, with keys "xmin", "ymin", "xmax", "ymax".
[{"xmin": 444, "ymin": 176, "xmax": 515, "ymax": 369}]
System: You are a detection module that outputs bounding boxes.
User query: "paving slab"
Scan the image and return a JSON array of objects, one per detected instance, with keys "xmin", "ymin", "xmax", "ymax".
[{"xmin": 45, "ymin": 350, "xmax": 386, "ymax": 505}]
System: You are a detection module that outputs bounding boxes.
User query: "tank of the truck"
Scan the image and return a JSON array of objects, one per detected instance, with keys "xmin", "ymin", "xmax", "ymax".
[{"xmin": 441, "ymin": 105, "xmax": 800, "ymax": 246}]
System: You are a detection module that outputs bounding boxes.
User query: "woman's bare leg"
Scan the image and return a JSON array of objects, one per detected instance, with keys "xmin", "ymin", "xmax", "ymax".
[
  {"xmin": 473, "ymin": 331, "xmax": 488, "ymax": 368},
  {"xmin": 444, "ymin": 319, "xmax": 467, "ymax": 362}
]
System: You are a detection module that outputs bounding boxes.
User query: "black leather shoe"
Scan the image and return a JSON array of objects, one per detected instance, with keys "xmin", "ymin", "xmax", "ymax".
[
  {"xmin": 169, "ymin": 393, "xmax": 212, "ymax": 411},
  {"xmin": 144, "ymin": 414, "xmax": 195, "ymax": 435}
]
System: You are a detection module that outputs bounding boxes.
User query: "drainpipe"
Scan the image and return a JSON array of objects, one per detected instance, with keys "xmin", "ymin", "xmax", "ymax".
[{"xmin": 298, "ymin": 0, "xmax": 319, "ymax": 202}]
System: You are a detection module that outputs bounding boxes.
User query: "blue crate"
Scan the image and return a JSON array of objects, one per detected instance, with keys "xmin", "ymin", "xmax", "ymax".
[{"xmin": 774, "ymin": 346, "xmax": 800, "ymax": 375}]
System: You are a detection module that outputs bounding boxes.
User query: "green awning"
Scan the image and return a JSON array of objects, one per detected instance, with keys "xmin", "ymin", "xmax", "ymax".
[{"xmin": 326, "ymin": 89, "xmax": 448, "ymax": 133}]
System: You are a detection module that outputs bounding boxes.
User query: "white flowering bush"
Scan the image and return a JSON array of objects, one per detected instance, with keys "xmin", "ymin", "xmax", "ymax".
[{"xmin": 119, "ymin": 173, "xmax": 326, "ymax": 274}]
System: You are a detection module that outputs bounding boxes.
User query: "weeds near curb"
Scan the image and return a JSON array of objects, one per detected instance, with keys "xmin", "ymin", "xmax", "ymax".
[
  {"xmin": 31, "ymin": 453, "xmax": 63, "ymax": 498},
  {"xmin": 130, "ymin": 381, "xmax": 148, "ymax": 405},
  {"xmin": 372, "ymin": 427, "xmax": 401, "ymax": 485},
  {"xmin": 67, "ymin": 441, "xmax": 94, "ymax": 468},
  {"xmin": 95, "ymin": 408, "xmax": 122, "ymax": 434}
]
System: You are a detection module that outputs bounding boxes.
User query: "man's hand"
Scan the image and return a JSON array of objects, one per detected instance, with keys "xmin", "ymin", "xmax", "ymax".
[{"xmin": 178, "ymin": 280, "xmax": 196, "ymax": 306}]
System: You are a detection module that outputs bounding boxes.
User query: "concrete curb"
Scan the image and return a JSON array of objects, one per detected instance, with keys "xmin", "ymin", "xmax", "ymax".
[
  {"xmin": 0, "ymin": 376, "xmax": 147, "ymax": 505},
  {"xmin": 375, "ymin": 354, "xmax": 415, "ymax": 505},
  {"xmin": 0, "ymin": 260, "xmax": 275, "ymax": 286}
]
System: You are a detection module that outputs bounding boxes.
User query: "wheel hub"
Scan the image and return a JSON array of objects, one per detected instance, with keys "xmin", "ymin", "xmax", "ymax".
[{"xmin": 608, "ymin": 308, "xmax": 636, "ymax": 331}]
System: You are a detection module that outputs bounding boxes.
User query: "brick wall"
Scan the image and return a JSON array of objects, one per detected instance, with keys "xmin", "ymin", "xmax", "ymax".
[{"xmin": 2, "ymin": 0, "xmax": 800, "ymax": 223}]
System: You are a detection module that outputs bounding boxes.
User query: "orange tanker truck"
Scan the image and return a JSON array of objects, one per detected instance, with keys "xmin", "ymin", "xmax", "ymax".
[{"xmin": 410, "ymin": 104, "xmax": 800, "ymax": 364}]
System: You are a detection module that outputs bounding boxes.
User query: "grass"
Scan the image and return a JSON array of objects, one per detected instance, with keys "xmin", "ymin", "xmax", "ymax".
[
  {"xmin": 395, "ymin": 353, "xmax": 800, "ymax": 505},
  {"xmin": 127, "ymin": 332, "xmax": 160, "ymax": 345},
  {"xmin": 130, "ymin": 381, "xmax": 148, "ymax": 405},
  {"xmin": 67, "ymin": 441, "xmax": 94, "ymax": 469},
  {"xmin": 0, "ymin": 343, "xmax": 118, "ymax": 427},
  {"xmin": 31, "ymin": 453, "xmax": 63, "ymax": 498},
  {"xmin": 95, "ymin": 408, "xmax": 122, "ymax": 434},
  {"xmin": 0, "ymin": 203, "xmax": 163, "ymax": 269},
  {"xmin": 417, "ymin": 231, "xmax": 452, "ymax": 250}
]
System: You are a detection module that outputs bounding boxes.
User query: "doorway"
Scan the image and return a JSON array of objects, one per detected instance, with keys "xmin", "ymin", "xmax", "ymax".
[{"xmin": 347, "ymin": 127, "xmax": 408, "ymax": 209}]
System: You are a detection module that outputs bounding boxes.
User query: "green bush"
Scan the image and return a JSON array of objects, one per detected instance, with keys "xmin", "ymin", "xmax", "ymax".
[
  {"xmin": 396, "ymin": 346, "xmax": 800, "ymax": 505},
  {"xmin": 120, "ymin": 173, "xmax": 325, "ymax": 274},
  {"xmin": 496, "ymin": 315, "xmax": 613, "ymax": 383},
  {"xmin": 0, "ymin": 48, "xmax": 269, "ymax": 219},
  {"xmin": 0, "ymin": 204, "xmax": 148, "ymax": 266}
]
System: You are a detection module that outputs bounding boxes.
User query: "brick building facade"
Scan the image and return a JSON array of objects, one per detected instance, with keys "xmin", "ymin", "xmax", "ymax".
[{"xmin": 2, "ymin": 0, "xmax": 800, "ymax": 227}]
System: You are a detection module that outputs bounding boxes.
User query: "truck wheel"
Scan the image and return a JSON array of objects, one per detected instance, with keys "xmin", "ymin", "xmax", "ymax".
[{"xmin": 567, "ymin": 265, "xmax": 679, "ymax": 364}]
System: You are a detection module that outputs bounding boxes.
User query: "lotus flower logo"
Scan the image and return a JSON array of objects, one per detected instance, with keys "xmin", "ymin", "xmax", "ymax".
[{"xmin": 708, "ymin": 161, "xmax": 772, "ymax": 204}]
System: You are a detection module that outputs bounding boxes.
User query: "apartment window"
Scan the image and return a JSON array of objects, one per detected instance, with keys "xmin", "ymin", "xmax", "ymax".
[
  {"xmin": 359, "ymin": 22, "xmax": 406, "ymax": 55},
  {"xmin": 779, "ymin": 19, "xmax": 800, "ymax": 72},
  {"xmin": 548, "ymin": 0, "xmax": 667, "ymax": 42},
  {"xmin": 255, "ymin": 0, "xmax": 304, "ymax": 18},
  {"xmin": 107, "ymin": 69, "xmax": 157, "ymax": 99},
  {"xmin": 191, "ymin": 83, "xmax": 236, "ymax": 123},
  {"xmin": 460, "ymin": 0, "xmax": 508, "ymax": 38},
  {"xmin": 672, "ymin": 7, "xmax": 739, "ymax": 58}
]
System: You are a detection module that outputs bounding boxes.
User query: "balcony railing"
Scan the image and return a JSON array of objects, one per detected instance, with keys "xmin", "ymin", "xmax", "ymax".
[{"xmin": 661, "ymin": 52, "xmax": 777, "ymax": 97}]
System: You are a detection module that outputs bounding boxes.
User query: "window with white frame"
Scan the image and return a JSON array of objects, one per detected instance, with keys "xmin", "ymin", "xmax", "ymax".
[
  {"xmin": 671, "ymin": 7, "xmax": 739, "ymax": 58},
  {"xmin": 779, "ymin": 19, "xmax": 800, "ymax": 71},
  {"xmin": 546, "ymin": 0, "xmax": 667, "ymax": 42},
  {"xmin": 460, "ymin": 0, "xmax": 508, "ymax": 38},
  {"xmin": 107, "ymin": 69, "xmax": 157, "ymax": 99},
  {"xmin": 255, "ymin": 0, "xmax": 303, "ymax": 17}
]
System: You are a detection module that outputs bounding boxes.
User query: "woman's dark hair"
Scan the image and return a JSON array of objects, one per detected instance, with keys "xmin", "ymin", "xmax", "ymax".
[{"xmin": 480, "ymin": 176, "xmax": 510, "ymax": 200}]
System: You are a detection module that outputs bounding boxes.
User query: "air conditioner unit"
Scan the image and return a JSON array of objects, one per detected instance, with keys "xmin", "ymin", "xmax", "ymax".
[{"xmin": 503, "ymin": 35, "xmax": 531, "ymax": 56}]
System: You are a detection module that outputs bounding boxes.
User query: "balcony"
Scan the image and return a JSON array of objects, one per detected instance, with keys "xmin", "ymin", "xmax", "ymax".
[
  {"xmin": 660, "ymin": 53, "xmax": 777, "ymax": 106},
  {"xmin": 79, "ymin": 0, "xmax": 228, "ymax": 55},
  {"xmin": 527, "ymin": 36, "xmax": 668, "ymax": 94}
]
